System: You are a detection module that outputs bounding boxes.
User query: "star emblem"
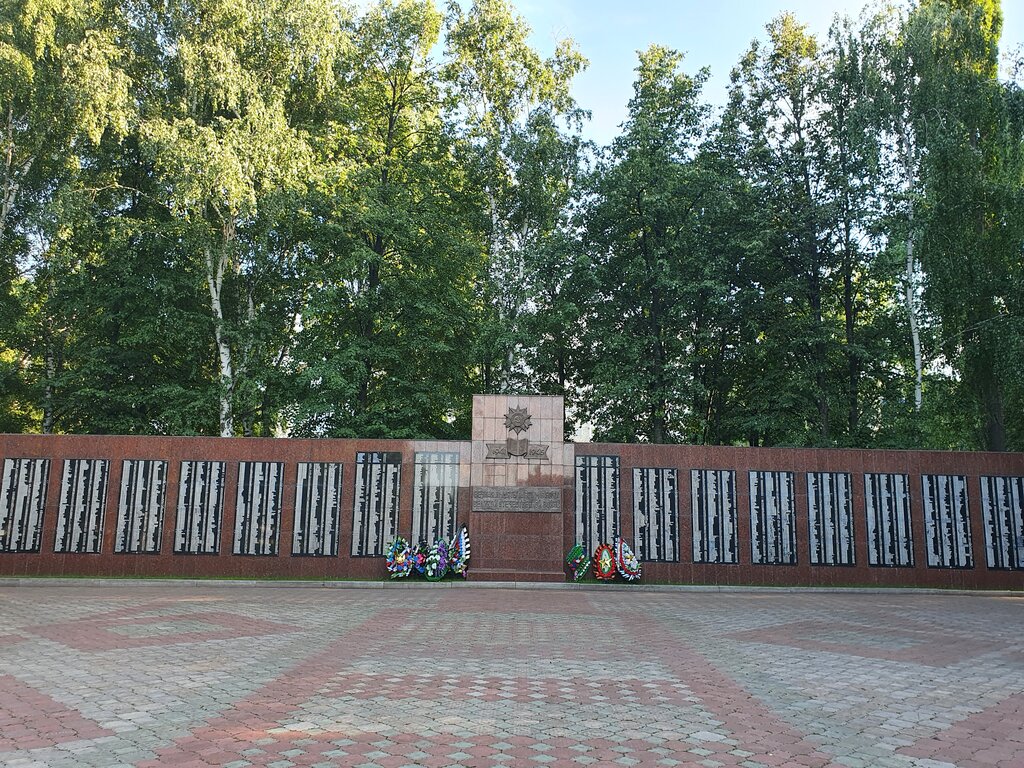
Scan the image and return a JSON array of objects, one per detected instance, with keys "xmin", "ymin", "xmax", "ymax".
[{"xmin": 504, "ymin": 407, "xmax": 532, "ymax": 434}]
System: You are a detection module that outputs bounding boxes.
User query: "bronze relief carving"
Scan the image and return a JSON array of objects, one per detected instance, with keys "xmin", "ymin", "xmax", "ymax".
[{"xmin": 485, "ymin": 407, "xmax": 550, "ymax": 460}]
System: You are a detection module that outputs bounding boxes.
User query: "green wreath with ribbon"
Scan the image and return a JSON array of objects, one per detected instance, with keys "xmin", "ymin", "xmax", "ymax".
[{"xmin": 566, "ymin": 543, "xmax": 591, "ymax": 581}]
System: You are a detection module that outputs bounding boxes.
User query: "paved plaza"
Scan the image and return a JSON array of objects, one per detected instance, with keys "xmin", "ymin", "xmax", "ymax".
[{"xmin": 0, "ymin": 584, "xmax": 1021, "ymax": 768}]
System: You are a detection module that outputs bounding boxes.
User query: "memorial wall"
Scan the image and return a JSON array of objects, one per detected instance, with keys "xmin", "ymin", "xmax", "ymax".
[{"xmin": 1, "ymin": 395, "xmax": 1022, "ymax": 588}]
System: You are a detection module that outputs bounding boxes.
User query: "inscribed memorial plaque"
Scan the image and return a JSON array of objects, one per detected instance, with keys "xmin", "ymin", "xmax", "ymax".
[{"xmin": 472, "ymin": 486, "xmax": 561, "ymax": 513}]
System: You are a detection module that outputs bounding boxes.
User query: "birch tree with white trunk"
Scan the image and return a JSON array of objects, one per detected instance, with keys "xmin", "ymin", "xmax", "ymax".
[{"xmin": 141, "ymin": 0, "xmax": 341, "ymax": 436}]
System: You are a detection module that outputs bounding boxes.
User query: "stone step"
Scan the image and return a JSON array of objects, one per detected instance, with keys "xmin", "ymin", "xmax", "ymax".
[{"xmin": 470, "ymin": 568, "xmax": 566, "ymax": 582}]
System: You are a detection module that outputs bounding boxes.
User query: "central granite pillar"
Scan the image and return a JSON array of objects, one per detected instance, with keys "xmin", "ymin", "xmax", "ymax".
[{"xmin": 469, "ymin": 395, "xmax": 573, "ymax": 581}]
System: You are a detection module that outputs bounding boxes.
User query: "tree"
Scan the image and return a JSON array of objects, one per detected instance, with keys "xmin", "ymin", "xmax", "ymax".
[
  {"xmin": 868, "ymin": 4, "xmax": 929, "ymax": 416},
  {"xmin": 581, "ymin": 46, "xmax": 727, "ymax": 443},
  {"xmin": 0, "ymin": 0, "xmax": 132, "ymax": 431},
  {"xmin": 493, "ymin": 107, "xmax": 590, "ymax": 432},
  {"xmin": 444, "ymin": 0, "xmax": 586, "ymax": 393},
  {"xmin": 37, "ymin": 214, "xmax": 220, "ymax": 434},
  {"xmin": 139, "ymin": 0, "xmax": 341, "ymax": 436},
  {"xmin": 908, "ymin": 0, "xmax": 1022, "ymax": 450},
  {"xmin": 726, "ymin": 15, "xmax": 842, "ymax": 445},
  {"xmin": 287, "ymin": 0, "xmax": 485, "ymax": 438}
]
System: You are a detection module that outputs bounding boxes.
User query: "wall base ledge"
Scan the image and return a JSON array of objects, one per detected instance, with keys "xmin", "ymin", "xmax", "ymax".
[{"xmin": 0, "ymin": 576, "xmax": 1019, "ymax": 595}]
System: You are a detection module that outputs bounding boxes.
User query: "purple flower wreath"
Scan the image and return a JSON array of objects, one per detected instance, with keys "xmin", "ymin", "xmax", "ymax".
[{"xmin": 425, "ymin": 538, "xmax": 449, "ymax": 581}]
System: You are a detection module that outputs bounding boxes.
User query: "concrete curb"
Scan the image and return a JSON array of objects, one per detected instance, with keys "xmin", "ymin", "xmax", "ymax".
[{"xmin": 0, "ymin": 577, "xmax": 1019, "ymax": 596}]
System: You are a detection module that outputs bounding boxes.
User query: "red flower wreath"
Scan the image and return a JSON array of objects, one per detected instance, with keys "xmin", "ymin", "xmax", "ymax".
[{"xmin": 593, "ymin": 543, "xmax": 616, "ymax": 580}]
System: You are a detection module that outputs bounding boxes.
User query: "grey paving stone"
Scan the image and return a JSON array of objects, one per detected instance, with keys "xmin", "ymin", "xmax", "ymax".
[{"xmin": 0, "ymin": 585, "xmax": 1020, "ymax": 768}]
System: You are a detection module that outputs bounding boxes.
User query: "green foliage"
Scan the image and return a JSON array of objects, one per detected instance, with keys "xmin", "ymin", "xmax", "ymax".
[
  {"xmin": 0, "ymin": 0, "xmax": 1020, "ymax": 451},
  {"xmin": 41, "ymin": 219, "xmax": 219, "ymax": 434},
  {"xmin": 581, "ymin": 46, "xmax": 722, "ymax": 443},
  {"xmin": 444, "ymin": 0, "xmax": 587, "ymax": 397},
  {"xmin": 285, "ymin": 0, "xmax": 486, "ymax": 439},
  {"xmin": 905, "ymin": 0, "xmax": 1023, "ymax": 450}
]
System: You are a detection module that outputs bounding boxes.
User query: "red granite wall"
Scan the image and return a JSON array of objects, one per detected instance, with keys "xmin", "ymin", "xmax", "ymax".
[
  {"xmin": 1, "ymin": 433, "xmax": 1022, "ymax": 588},
  {"xmin": 0, "ymin": 434, "xmax": 469, "ymax": 580},
  {"xmin": 575, "ymin": 443, "xmax": 1024, "ymax": 590}
]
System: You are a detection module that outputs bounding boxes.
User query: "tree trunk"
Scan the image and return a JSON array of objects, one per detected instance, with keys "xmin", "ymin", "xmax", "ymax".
[
  {"xmin": 706, "ymin": 328, "xmax": 728, "ymax": 445},
  {"xmin": 982, "ymin": 377, "xmax": 1006, "ymax": 452},
  {"xmin": 486, "ymin": 187, "xmax": 515, "ymax": 393},
  {"xmin": 836, "ymin": 93, "xmax": 859, "ymax": 441},
  {"xmin": 968, "ymin": 129, "xmax": 1003, "ymax": 451},
  {"xmin": 358, "ymin": 239, "xmax": 383, "ymax": 412},
  {"xmin": 966, "ymin": 324, "xmax": 1007, "ymax": 451},
  {"xmin": 809, "ymin": 270, "xmax": 829, "ymax": 443},
  {"xmin": 795, "ymin": 111, "xmax": 828, "ymax": 443},
  {"xmin": 205, "ymin": 243, "xmax": 234, "ymax": 437},
  {"xmin": 261, "ymin": 387, "xmax": 273, "ymax": 437},
  {"xmin": 651, "ymin": 408, "xmax": 666, "ymax": 444},
  {"xmin": 42, "ymin": 346, "xmax": 55, "ymax": 434},
  {"xmin": 904, "ymin": 230, "xmax": 923, "ymax": 412},
  {"xmin": 0, "ymin": 105, "xmax": 32, "ymax": 239},
  {"xmin": 843, "ymin": 226, "xmax": 859, "ymax": 439},
  {"xmin": 899, "ymin": 123, "xmax": 924, "ymax": 414},
  {"xmin": 650, "ymin": 323, "xmax": 667, "ymax": 444}
]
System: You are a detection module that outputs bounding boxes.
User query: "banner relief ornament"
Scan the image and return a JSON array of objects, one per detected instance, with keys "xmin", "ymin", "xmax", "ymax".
[{"xmin": 486, "ymin": 407, "xmax": 550, "ymax": 460}]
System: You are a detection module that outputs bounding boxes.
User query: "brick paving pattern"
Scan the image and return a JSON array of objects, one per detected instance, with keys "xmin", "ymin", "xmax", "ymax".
[{"xmin": 0, "ymin": 585, "xmax": 1021, "ymax": 767}]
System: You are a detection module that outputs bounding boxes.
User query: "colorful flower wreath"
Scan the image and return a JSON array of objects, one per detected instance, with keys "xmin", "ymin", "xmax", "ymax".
[
  {"xmin": 385, "ymin": 537, "xmax": 412, "ymax": 578},
  {"xmin": 411, "ymin": 541, "xmax": 429, "ymax": 575},
  {"xmin": 615, "ymin": 538, "xmax": 641, "ymax": 581},
  {"xmin": 425, "ymin": 537, "xmax": 450, "ymax": 581},
  {"xmin": 449, "ymin": 525, "xmax": 471, "ymax": 578},
  {"xmin": 593, "ymin": 543, "xmax": 616, "ymax": 580},
  {"xmin": 566, "ymin": 543, "xmax": 591, "ymax": 581}
]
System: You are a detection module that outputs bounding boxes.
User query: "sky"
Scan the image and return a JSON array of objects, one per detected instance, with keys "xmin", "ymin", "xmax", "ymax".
[{"xmin": 506, "ymin": 0, "xmax": 1024, "ymax": 146}]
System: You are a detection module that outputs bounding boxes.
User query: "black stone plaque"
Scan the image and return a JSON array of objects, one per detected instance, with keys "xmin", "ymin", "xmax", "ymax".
[{"xmin": 472, "ymin": 487, "xmax": 561, "ymax": 514}]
